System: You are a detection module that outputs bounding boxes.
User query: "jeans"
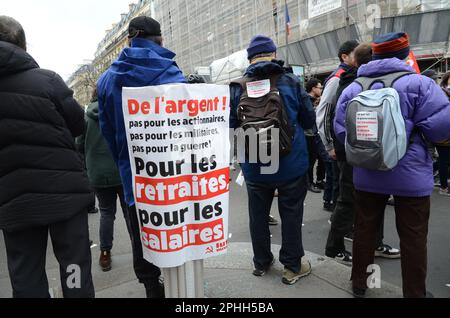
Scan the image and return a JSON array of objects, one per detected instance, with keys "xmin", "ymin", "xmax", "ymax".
[
  {"xmin": 96, "ymin": 186, "xmax": 161, "ymax": 286},
  {"xmin": 352, "ymin": 191, "xmax": 430, "ymax": 298},
  {"xmin": 437, "ymin": 146, "xmax": 450, "ymax": 189},
  {"xmin": 95, "ymin": 186, "xmax": 129, "ymax": 252},
  {"xmin": 3, "ymin": 211, "xmax": 95, "ymax": 298},
  {"xmin": 246, "ymin": 175, "xmax": 308, "ymax": 273}
]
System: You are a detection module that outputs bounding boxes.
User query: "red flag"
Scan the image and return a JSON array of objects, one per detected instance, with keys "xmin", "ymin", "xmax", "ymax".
[{"xmin": 406, "ymin": 51, "xmax": 421, "ymax": 74}]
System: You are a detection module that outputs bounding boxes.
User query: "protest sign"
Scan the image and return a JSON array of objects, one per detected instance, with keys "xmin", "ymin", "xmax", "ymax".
[{"xmin": 122, "ymin": 84, "xmax": 230, "ymax": 268}]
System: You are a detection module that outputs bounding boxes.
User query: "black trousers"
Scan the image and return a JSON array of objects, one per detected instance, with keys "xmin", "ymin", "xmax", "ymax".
[
  {"xmin": 326, "ymin": 161, "xmax": 384, "ymax": 256},
  {"xmin": 2, "ymin": 212, "xmax": 95, "ymax": 298},
  {"xmin": 246, "ymin": 176, "xmax": 308, "ymax": 273},
  {"xmin": 307, "ymin": 136, "xmax": 327, "ymax": 185},
  {"xmin": 352, "ymin": 191, "xmax": 430, "ymax": 298},
  {"xmin": 127, "ymin": 205, "xmax": 161, "ymax": 285}
]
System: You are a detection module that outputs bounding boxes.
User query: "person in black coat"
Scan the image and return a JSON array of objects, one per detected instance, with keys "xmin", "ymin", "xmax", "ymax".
[{"xmin": 0, "ymin": 16, "xmax": 95, "ymax": 298}]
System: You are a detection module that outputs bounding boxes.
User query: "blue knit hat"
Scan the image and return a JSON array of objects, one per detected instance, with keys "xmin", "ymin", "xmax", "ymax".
[{"xmin": 247, "ymin": 35, "xmax": 277, "ymax": 60}]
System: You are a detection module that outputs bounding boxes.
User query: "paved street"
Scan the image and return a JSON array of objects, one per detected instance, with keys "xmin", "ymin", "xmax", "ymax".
[{"xmin": 1, "ymin": 169, "xmax": 449, "ymax": 298}]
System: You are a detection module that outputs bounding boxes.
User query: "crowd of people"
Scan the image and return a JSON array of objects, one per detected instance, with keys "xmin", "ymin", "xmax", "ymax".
[{"xmin": 1, "ymin": 13, "xmax": 450, "ymax": 299}]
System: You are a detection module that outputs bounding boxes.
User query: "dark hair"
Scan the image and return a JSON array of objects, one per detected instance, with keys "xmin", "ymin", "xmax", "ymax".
[
  {"xmin": 135, "ymin": 33, "xmax": 162, "ymax": 46},
  {"xmin": 441, "ymin": 72, "xmax": 450, "ymax": 88},
  {"xmin": 354, "ymin": 43, "xmax": 373, "ymax": 67},
  {"xmin": 0, "ymin": 16, "xmax": 26, "ymax": 50},
  {"xmin": 338, "ymin": 40, "xmax": 359, "ymax": 63},
  {"xmin": 305, "ymin": 78, "xmax": 321, "ymax": 93}
]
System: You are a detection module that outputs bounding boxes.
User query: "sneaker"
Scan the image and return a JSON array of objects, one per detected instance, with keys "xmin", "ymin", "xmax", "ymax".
[
  {"xmin": 375, "ymin": 244, "xmax": 401, "ymax": 259},
  {"xmin": 344, "ymin": 232, "xmax": 354, "ymax": 242},
  {"xmin": 144, "ymin": 279, "xmax": 165, "ymax": 298},
  {"xmin": 353, "ymin": 287, "xmax": 367, "ymax": 298},
  {"xmin": 88, "ymin": 207, "xmax": 99, "ymax": 214},
  {"xmin": 387, "ymin": 197, "xmax": 395, "ymax": 206},
  {"xmin": 327, "ymin": 251, "xmax": 353, "ymax": 266},
  {"xmin": 323, "ymin": 201, "xmax": 334, "ymax": 213},
  {"xmin": 269, "ymin": 215, "xmax": 279, "ymax": 226},
  {"xmin": 316, "ymin": 181, "xmax": 325, "ymax": 190},
  {"xmin": 434, "ymin": 177, "xmax": 441, "ymax": 187},
  {"xmin": 99, "ymin": 251, "xmax": 112, "ymax": 272},
  {"xmin": 253, "ymin": 258, "xmax": 275, "ymax": 277},
  {"xmin": 308, "ymin": 184, "xmax": 322, "ymax": 194},
  {"xmin": 328, "ymin": 218, "xmax": 332, "ymax": 225},
  {"xmin": 282, "ymin": 260, "xmax": 312, "ymax": 285},
  {"xmin": 439, "ymin": 188, "xmax": 450, "ymax": 196}
]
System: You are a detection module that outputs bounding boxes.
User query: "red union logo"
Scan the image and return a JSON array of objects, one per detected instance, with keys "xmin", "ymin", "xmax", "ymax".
[
  {"xmin": 216, "ymin": 241, "xmax": 228, "ymax": 252},
  {"xmin": 205, "ymin": 246, "xmax": 214, "ymax": 254}
]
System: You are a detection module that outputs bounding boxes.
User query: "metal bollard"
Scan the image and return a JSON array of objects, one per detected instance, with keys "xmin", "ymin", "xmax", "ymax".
[{"xmin": 163, "ymin": 260, "xmax": 205, "ymax": 298}]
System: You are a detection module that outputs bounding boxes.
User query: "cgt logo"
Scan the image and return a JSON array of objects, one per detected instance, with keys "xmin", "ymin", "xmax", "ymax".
[{"xmin": 216, "ymin": 241, "xmax": 228, "ymax": 252}]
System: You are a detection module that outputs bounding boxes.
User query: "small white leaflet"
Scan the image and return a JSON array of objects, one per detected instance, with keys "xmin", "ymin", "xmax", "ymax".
[
  {"xmin": 236, "ymin": 171, "xmax": 245, "ymax": 187},
  {"xmin": 247, "ymin": 79, "xmax": 271, "ymax": 98},
  {"xmin": 356, "ymin": 112, "xmax": 379, "ymax": 142}
]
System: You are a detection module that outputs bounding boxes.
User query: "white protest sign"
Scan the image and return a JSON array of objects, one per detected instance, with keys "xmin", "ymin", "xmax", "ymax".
[
  {"xmin": 122, "ymin": 84, "xmax": 230, "ymax": 268},
  {"xmin": 308, "ymin": 0, "xmax": 342, "ymax": 19},
  {"xmin": 247, "ymin": 79, "xmax": 271, "ymax": 98},
  {"xmin": 356, "ymin": 112, "xmax": 379, "ymax": 142}
]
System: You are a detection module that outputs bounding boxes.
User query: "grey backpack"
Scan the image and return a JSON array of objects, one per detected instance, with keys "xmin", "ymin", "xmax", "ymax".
[{"xmin": 345, "ymin": 72, "xmax": 413, "ymax": 171}]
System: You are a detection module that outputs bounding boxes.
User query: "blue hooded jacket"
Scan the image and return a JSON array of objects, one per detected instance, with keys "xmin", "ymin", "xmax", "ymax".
[
  {"xmin": 97, "ymin": 38, "xmax": 186, "ymax": 206},
  {"xmin": 230, "ymin": 61, "xmax": 315, "ymax": 183}
]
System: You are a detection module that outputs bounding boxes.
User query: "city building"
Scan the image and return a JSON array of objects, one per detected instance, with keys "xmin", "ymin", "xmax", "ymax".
[
  {"xmin": 69, "ymin": 0, "xmax": 450, "ymax": 99},
  {"xmin": 153, "ymin": 0, "xmax": 450, "ymax": 80},
  {"xmin": 69, "ymin": 0, "xmax": 153, "ymax": 105},
  {"xmin": 92, "ymin": 0, "xmax": 153, "ymax": 77},
  {"xmin": 67, "ymin": 64, "xmax": 95, "ymax": 107}
]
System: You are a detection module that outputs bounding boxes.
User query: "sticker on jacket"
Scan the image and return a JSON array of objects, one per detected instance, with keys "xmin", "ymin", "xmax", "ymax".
[
  {"xmin": 356, "ymin": 112, "xmax": 378, "ymax": 142},
  {"xmin": 247, "ymin": 79, "xmax": 271, "ymax": 98}
]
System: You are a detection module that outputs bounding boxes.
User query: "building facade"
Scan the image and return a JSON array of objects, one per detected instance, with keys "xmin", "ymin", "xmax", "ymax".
[
  {"xmin": 67, "ymin": 64, "xmax": 95, "ymax": 107},
  {"xmin": 69, "ymin": 0, "xmax": 450, "ymax": 101},
  {"xmin": 92, "ymin": 0, "xmax": 153, "ymax": 77},
  {"xmin": 153, "ymin": 0, "xmax": 450, "ymax": 78},
  {"xmin": 69, "ymin": 0, "xmax": 153, "ymax": 106}
]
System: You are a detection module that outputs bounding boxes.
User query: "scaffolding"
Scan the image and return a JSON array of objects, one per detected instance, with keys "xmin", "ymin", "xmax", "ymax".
[{"xmin": 153, "ymin": 0, "xmax": 450, "ymax": 76}]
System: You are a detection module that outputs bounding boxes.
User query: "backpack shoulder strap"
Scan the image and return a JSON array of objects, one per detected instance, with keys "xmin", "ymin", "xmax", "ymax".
[
  {"xmin": 269, "ymin": 73, "xmax": 282, "ymax": 90},
  {"xmin": 230, "ymin": 77, "xmax": 252, "ymax": 92},
  {"xmin": 355, "ymin": 72, "xmax": 414, "ymax": 92}
]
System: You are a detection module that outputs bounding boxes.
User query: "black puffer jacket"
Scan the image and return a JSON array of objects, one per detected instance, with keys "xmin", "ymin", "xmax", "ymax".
[{"xmin": 0, "ymin": 41, "xmax": 94, "ymax": 231}]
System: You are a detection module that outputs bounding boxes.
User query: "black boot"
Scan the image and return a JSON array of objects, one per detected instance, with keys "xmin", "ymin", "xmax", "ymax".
[{"xmin": 144, "ymin": 279, "xmax": 165, "ymax": 299}]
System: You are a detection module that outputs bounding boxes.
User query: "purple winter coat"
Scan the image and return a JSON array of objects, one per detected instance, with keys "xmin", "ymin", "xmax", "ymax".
[{"xmin": 335, "ymin": 58, "xmax": 450, "ymax": 197}]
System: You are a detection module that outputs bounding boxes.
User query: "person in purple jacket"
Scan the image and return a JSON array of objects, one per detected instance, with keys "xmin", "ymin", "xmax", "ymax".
[{"xmin": 334, "ymin": 32, "xmax": 450, "ymax": 298}]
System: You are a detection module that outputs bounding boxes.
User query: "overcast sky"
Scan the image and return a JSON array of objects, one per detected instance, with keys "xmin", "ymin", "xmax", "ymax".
[{"xmin": 2, "ymin": 0, "xmax": 136, "ymax": 80}]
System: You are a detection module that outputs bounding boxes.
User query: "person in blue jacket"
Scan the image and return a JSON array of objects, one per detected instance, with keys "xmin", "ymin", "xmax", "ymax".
[
  {"xmin": 97, "ymin": 16, "xmax": 186, "ymax": 298},
  {"xmin": 230, "ymin": 35, "xmax": 316, "ymax": 285}
]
